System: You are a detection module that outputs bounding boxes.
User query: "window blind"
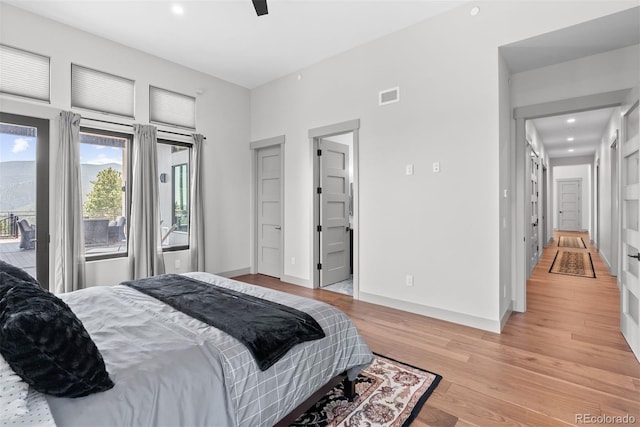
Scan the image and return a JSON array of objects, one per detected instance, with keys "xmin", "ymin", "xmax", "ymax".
[
  {"xmin": 0, "ymin": 44, "xmax": 50, "ymax": 102},
  {"xmin": 149, "ymin": 86, "xmax": 196, "ymax": 129},
  {"xmin": 71, "ymin": 64, "xmax": 135, "ymax": 118}
]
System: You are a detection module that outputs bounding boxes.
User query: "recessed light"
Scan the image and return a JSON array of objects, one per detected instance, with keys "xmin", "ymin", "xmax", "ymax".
[
  {"xmin": 567, "ymin": 118, "xmax": 576, "ymax": 124},
  {"xmin": 172, "ymin": 4, "xmax": 184, "ymax": 15},
  {"xmin": 567, "ymin": 137, "xmax": 574, "ymax": 142},
  {"xmin": 568, "ymin": 149, "xmax": 575, "ymax": 152},
  {"xmin": 470, "ymin": 6, "xmax": 480, "ymax": 16}
]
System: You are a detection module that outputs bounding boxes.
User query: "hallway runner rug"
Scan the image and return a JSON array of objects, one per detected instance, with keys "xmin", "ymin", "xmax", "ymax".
[
  {"xmin": 290, "ymin": 354, "xmax": 442, "ymax": 427},
  {"xmin": 549, "ymin": 250, "xmax": 596, "ymax": 278},
  {"xmin": 558, "ymin": 236, "xmax": 587, "ymax": 249}
]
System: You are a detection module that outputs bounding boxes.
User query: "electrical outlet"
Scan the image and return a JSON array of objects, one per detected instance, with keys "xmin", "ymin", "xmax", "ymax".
[
  {"xmin": 406, "ymin": 275, "xmax": 414, "ymax": 287},
  {"xmin": 175, "ymin": 259, "xmax": 181, "ymax": 270},
  {"xmin": 432, "ymin": 162, "xmax": 440, "ymax": 173},
  {"xmin": 291, "ymin": 257, "xmax": 296, "ymax": 265},
  {"xmin": 405, "ymin": 164, "xmax": 414, "ymax": 175}
]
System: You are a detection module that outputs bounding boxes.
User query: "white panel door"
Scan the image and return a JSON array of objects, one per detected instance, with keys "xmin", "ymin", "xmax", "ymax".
[
  {"xmin": 558, "ymin": 179, "xmax": 581, "ymax": 231},
  {"xmin": 529, "ymin": 150, "xmax": 540, "ymax": 272},
  {"xmin": 620, "ymin": 93, "xmax": 640, "ymax": 362},
  {"xmin": 257, "ymin": 145, "xmax": 281, "ymax": 278},
  {"xmin": 320, "ymin": 139, "xmax": 350, "ymax": 287}
]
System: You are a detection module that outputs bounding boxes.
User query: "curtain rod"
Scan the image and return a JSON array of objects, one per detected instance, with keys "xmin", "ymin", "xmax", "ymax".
[{"xmin": 82, "ymin": 117, "xmax": 205, "ymax": 140}]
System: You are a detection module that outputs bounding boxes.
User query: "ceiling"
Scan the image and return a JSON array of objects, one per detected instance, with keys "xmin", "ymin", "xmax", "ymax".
[
  {"xmin": 3, "ymin": 0, "xmax": 467, "ymax": 89},
  {"xmin": 530, "ymin": 108, "xmax": 617, "ymax": 159}
]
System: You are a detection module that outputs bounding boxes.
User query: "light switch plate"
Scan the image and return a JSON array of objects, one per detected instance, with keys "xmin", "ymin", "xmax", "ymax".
[
  {"xmin": 406, "ymin": 164, "xmax": 414, "ymax": 175},
  {"xmin": 433, "ymin": 162, "xmax": 440, "ymax": 173}
]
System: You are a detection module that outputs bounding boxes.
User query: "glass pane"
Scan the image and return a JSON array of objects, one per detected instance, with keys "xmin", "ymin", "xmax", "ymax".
[
  {"xmin": 80, "ymin": 131, "xmax": 128, "ymax": 257},
  {"xmin": 626, "ymin": 102, "xmax": 639, "ymax": 142},
  {"xmin": 0, "ymin": 122, "xmax": 37, "ymax": 279},
  {"xmin": 158, "ymin": 142, "xmax": 190, "ymax": 248}
]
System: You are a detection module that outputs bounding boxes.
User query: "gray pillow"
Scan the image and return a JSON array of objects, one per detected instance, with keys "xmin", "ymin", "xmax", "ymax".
[{"xmin": 0, "ymin": 273, "xmax": 114, "ymax": 397}]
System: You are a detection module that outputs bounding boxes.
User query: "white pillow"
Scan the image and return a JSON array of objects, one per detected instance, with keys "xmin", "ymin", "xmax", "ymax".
[{"xmin": 0, "ymin": 353, "xmax": 29, "ymax": 421}]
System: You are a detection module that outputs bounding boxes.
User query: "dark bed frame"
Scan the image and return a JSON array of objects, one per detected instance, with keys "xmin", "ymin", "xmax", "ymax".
[{"xmin": 274, "ymin": 373, "xmax": 355, "ymax": 426}]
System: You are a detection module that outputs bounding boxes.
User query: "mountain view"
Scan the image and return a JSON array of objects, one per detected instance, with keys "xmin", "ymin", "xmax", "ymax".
[{"xmin": 0, "ymin": 161, "xmax": 122, "ymax": 214}]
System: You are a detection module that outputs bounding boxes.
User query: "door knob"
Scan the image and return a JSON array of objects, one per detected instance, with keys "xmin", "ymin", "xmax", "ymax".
[
  {"xmin": 559, "ymin": 211, "xmax": 563, "ymax": 213},
  {"xmin": 275, "ymin": 226, "xmax": 281, "ymax": 230},
  {"xmin": 628, "ymin": 253, "xmax": 640, "ymax": 261}
]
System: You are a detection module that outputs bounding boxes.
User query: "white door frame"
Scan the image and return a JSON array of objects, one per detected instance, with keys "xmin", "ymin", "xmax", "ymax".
[
  {"xmin": 610, "ymin": 132, "xmax": 620, "ymax": 277},
  {"xmin": 250, "ymin": 135, "xmax": 285, "ymax": 277},
  {"xmin": 513, "ymin": 90, "xmax": 630, "ymax": 312},
  {"xmin": 595, "ymin": 159, "xmax": 600, "ymax": 248},
  {"xmin": 308, "ymin": 119, "xmax": 360, "ymax": 298}
]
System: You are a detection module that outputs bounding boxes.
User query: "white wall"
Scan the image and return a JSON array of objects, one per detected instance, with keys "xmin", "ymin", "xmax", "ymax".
[
  {"xmin": 251, "ymin": 1, "xmax": 634, "ymax": 332},
  {"xmin": 499, "ymin": 52, "xmax": 512, "ymax": 324},
  {"xmin": 554, "ymin": 165, "xmax": 591, "ymax": 231},
  {"xmin": 0, "ymin": 4, "xmax": 252, "ymax": 287}
]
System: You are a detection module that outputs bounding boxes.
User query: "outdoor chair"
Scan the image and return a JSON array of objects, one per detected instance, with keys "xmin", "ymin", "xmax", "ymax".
[
  {"xmin": 17, "ymin": 219, "xmax": 36, "ymax": 250},
  {"xmin": 108, "ymin": 216, "xmax": 127, "ymax": 248}
]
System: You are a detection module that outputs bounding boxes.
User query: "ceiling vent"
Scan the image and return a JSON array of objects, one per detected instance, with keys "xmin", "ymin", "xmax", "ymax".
[{"xmin": 379, "ymin": 87, "xmax": 400, "ymax": 106}]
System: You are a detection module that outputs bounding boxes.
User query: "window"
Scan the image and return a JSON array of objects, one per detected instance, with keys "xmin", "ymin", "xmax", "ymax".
[
  {"xmin": 79, "ymin": 128, "xmax": 131, "ymax": 259},
  {"xmin": 149, "ymin": 86, "xmax": 196, "ymax": 129},
  {"xmin": 72, "ymin": 64, "xmax": 135, "ymax": 118},
  {"xmin": 0, "ymin": 44, "xmax": 50, "ymax": 102},
  {"xmin": 158, "ymin": 140, "xmax": 190, "ymax": 250}
]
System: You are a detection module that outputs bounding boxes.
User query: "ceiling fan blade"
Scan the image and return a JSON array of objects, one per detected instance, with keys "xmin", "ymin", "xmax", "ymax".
[{"xmin": 252, "ymin": 0, "xmax": 268, "ymax": 16}]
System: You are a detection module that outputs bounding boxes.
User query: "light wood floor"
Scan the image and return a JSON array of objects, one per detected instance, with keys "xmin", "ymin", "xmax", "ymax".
[{"xmin": 235, "ymin": 231, "xmax": 640, "ymax": 426}]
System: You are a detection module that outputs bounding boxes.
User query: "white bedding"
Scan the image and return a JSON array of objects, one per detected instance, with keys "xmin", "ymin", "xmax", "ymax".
[{"xmin": 43, "ymin": 272, "xmax": 373, "ymax": 427}]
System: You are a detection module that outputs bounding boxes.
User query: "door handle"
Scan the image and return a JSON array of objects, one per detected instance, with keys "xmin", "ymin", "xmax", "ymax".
[
  {"xmin": 559, "ymin": 211, "xmax": 563, "ymax": 213},
  {"xmin": 275, "ymin": 226, "xmax": 281, "ymax": 230},
  {"xmin": 628, "ymin": 253, "xmax": 640, "ymax": 261}
]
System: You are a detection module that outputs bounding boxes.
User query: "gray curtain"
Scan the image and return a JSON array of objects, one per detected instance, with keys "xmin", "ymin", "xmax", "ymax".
[
  {"xmin": 54, "ymin": 111, "xmax": 85, "ymax": 293},
  {"xmin": 129, "ymin": 124, "xmax": 165, "ymax": 279},
  {"xmin": 189, "ymin": 134, "xmax": 205, "ymax": 271}
]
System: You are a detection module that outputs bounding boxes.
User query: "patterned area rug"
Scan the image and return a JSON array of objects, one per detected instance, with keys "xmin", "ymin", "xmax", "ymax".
[
  {"xmin": 290, "ymin": 355, "xmax": 441, "ymax": 427},
  {"xmin": 558, "ymin": 236, "xmax": 587, "ymax": 249},
  {"xmin": 549, "ymin": 250, "xmax": 596, "ymax": 278}
]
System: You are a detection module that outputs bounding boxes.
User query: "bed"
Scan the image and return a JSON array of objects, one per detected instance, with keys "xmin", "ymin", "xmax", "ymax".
[{"xmin": 1, "ymin": 271, "xmax": 374, "ymax": 427}]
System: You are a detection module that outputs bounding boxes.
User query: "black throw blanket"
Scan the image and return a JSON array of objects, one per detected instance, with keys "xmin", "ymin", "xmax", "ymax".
[{"xmin": 122, "ymin": 275, "xmax": 325, "ymax": 370}]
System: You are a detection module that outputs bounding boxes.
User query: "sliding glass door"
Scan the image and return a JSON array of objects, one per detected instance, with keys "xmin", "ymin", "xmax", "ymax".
[{"xmin": 0, "ymin": 113, "xmax": 49, "ymax": 289}]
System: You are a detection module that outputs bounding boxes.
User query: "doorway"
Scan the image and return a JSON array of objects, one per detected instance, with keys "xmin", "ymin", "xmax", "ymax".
[
  {"xmin": 513, "ymin": 90, "xmax": 630, "ymax": 312},
  {"xmin": 0, "ymin": 112, "xmax": 49, "ymax": 289},
  {"xmin": 250, "ymin": 135, "xmax": 284, "ymax": 279},
  {"xmin": 309, "ymin": 119, "xmax": 359, "ymax": 298}
]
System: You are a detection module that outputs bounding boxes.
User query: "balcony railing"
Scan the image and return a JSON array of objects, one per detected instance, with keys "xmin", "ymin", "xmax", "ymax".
[{"xmin": 0, "ymin": 212, "xmax": 35, "ymax": 239}]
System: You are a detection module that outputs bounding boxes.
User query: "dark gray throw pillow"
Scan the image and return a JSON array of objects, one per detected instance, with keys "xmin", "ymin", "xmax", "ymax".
[
  {"xmin": 0, "ymin": 273, "xmax": 114, "ymax": 397},
  {"xmin": 0, "ymin": 260, "xmax": 39, "ymax": 299}
]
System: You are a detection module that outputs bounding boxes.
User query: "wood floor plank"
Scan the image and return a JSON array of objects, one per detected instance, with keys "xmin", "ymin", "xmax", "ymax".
[{"xmin": 233, "ymin": 232, "xmax": 640, "ymax": 426}]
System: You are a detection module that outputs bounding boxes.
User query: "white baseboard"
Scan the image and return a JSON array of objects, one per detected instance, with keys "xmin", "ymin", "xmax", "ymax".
[
  {"xmin": 281, "ymin": 275, "xmax": 313, "ymax": 288},
  {"xmin": 216, "ymin": 267, "xmax": 251, "ymax": 278},
  {"xmin": 599, "ymin": 249, "xmax": 612, "ymax": 273},
  {"xmin": 500, "ymin": 301, "xmax": 513, "ymax": 331},
  {"xmin": 359, "ymin": 292, "xmax": 501, "ymax": 333}
]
